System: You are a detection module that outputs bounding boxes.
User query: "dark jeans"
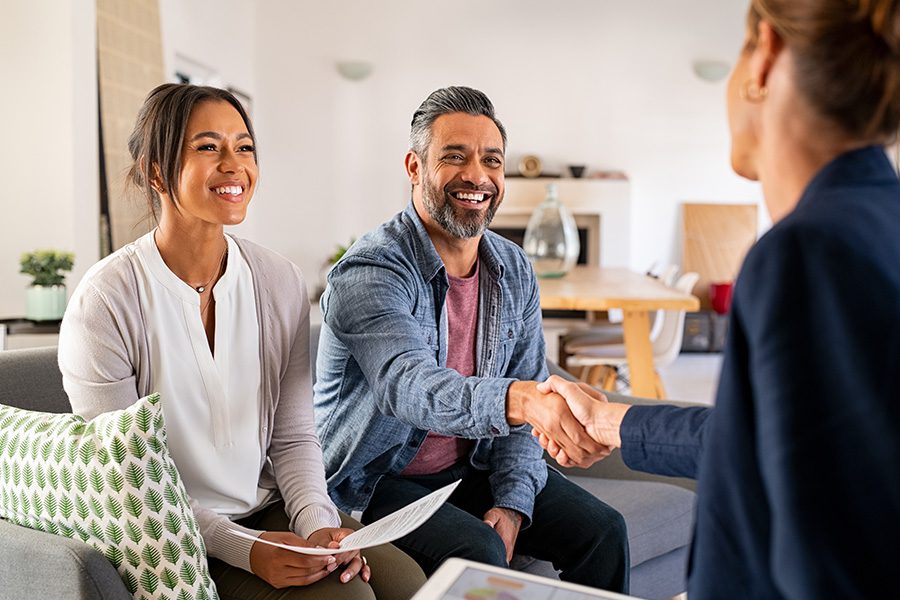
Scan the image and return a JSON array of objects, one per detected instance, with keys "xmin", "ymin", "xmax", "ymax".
[{"xmin": 363, "ymin": 463, "xmax": 630, "ymax": 594}]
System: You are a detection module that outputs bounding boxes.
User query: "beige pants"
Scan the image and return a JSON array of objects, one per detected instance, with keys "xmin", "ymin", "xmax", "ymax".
[{"xmin": 209, "ymin": 504, "xmax": 426, "ymax": 600}]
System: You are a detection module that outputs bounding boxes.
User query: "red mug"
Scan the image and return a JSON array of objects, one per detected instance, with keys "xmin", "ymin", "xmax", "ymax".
[{"xmin": 709, "ymin": 281, "xmax": 734, "ymax": 315}]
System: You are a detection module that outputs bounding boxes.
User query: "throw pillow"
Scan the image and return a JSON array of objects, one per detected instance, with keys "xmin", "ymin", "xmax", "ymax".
[{"xmin": 0, "ymin": 393, "xmax": 218, "ymax": 600}]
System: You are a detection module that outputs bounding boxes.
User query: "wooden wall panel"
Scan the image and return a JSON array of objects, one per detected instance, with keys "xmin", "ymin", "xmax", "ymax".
[
  {"xmin": 97, "ymin": 0, "xmax": 165, "ymax": 253},
  {"xmin": 682, "ymin": 203, "xmax": 758, "ymax": 309}
]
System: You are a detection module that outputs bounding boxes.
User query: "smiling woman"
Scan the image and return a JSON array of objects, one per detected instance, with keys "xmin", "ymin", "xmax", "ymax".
[{"xmin": 58, "ymin": 83, "xmax": 425, "ymax": 600}]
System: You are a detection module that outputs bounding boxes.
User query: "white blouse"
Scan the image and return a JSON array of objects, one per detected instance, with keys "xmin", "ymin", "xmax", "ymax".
[{"xmin": 133, "ymin": 232, "xmax": 268, "ymax": 517}]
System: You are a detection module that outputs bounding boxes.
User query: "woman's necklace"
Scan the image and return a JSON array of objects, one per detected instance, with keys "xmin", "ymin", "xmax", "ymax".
[{"xmin": 193, "ymin": 242, "xmax": 229, "ymax": 294}]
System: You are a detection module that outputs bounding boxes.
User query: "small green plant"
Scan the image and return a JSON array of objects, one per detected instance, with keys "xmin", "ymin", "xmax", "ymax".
[
  {"xmin": 326, "ymin": 238, "xmax": 355, "ymax": 266},
  {"xmin": 19, "ymin": 250, "xmax": 75, "ymax": 287}
]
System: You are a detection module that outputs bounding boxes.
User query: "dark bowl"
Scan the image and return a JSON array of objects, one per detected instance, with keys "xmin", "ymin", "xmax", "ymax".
[{"xmin": 568, "ymin": 165, "xmax": 586, "ymax": 178}]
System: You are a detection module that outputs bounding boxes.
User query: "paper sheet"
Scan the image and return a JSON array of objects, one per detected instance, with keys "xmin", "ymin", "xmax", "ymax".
[{"xmin": 229, "ymin": 479, "xmax": 460, "ymax": 555}]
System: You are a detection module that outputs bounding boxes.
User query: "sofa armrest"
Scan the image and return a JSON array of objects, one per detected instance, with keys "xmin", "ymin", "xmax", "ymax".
[
  {"xmin": 545, "ymin": 360, "xmax": 700, "ymax": 492},
  {"xmin": 0, "ymin": 519, "xmax": 131, "ymax": 600}
]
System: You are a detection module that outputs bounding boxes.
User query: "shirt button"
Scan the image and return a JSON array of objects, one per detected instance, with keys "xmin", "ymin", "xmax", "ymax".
[
  {"xmin": 491, "ymin": 426, "xmax": 500, "ymax": 435},
  {"xmin": 507, "ymin": 329, "xmax": 514, "ymax": 339}
]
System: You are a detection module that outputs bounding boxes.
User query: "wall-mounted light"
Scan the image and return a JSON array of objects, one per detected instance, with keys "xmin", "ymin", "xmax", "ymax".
[
  {"xmin": 336, "ymin": 60, "xmax": 374, "ymax": 82},
  {"xmin": 692, "ymin": 60, "xmax": 731, "ymax": 83}
]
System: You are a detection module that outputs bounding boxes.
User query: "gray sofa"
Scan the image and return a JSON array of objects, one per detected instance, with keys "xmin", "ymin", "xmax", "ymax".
[
  {"xmin": 0, "ymin": 346, "xmax": 131, "ymax": 600},
  {"xmin": 0, "ymin": 339, "xmax": 698, "ymax": 600}
]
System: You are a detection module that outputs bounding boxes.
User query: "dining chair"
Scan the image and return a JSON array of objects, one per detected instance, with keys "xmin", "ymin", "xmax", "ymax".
[{"xmin": 566, "ymin": 271, "xmax": 699, "ymax": 398}]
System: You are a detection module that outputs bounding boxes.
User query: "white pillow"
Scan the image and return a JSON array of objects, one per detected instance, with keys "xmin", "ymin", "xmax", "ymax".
[{"xmin": 0, "ymin": 393, "xmax": 218, "ymax": 600}]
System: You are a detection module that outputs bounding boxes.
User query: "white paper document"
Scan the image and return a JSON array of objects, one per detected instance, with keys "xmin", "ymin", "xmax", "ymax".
[{"xmin": 229, "ymin": 479, "xmax": 460, "ymax": 555}]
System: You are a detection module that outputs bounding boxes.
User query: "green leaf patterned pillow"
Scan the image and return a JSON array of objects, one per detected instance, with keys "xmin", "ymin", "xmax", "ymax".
[{"xmin": 0, "ymin": 394, "xmax": 218, "ymax": 600}]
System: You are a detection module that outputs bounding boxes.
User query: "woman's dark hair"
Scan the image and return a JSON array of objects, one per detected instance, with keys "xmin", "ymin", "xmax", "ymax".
[
  {"xmin": 126, "ymin": 83, "xmax": 257, "ymax": 220},
  {"xmin": 746, "ymin": 0, "xmax": 900, "ymax": 141}
]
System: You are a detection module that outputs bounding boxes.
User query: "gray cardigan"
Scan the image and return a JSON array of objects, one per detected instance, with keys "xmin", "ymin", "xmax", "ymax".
[{"xmin": 58, "ymin": 234, "xmax": 341, "ymax": 572}]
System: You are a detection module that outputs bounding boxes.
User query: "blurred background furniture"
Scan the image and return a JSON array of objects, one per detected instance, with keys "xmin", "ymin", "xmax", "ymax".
[
  {"xmin": 566, "ymin": 272, "xmax": 700, "ymax": 397},
  {"xmin": 681, "ymin": 203, "xmax": 757, "ymax": 311},
  {"xmin": 538, "ymin": 267, "xmax": 699, "ymax": 399},
  {"xmin": 0, "ymin": 318, "xmax": 62, "ymax": 351},
  {"xmin": 561, "ymin": 263, "xmax": 680, "ymax": 365}
]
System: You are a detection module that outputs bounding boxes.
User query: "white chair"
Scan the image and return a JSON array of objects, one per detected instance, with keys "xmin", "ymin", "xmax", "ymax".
[{"xmin": 567, "ymin": 272, "xmax": 700, "ymax": 397}]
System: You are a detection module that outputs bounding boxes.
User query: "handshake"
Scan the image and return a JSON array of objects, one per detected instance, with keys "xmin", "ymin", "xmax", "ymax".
[{"xmin": 506, "ymin": 375, "xmax": 631, "ymax": 468}]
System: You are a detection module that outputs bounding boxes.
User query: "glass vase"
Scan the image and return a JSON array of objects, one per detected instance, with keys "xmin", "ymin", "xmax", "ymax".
[{"xmin": 523, "ymin": 183, "xmax": 580, "ymax": 278}]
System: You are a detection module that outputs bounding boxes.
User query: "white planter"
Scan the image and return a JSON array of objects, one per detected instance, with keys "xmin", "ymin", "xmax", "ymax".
[{"xmin": 25, "ymin": 285, "xmax": 67, "ymax": 321}]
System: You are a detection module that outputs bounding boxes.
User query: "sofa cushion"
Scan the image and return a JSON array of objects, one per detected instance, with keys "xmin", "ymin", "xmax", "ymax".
[
  {"xmin": 568, "ymin": 476, "xmax": 695, "ymax": 568},
  {"xmin": 0, "ymin": 394, "xmax": 218, "ymax": 600},
  {"xmin": 0, "ymin": 346, "xmax": 69, "ymax": 413},
  {"xmin": 0, "ymin": 517, "xmax": 131, "ymax": 599}
]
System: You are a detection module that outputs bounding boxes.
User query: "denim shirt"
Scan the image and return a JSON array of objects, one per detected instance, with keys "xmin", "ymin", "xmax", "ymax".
[{"xmin": 314, "ymin": 202, "xmax": 549, "ymax": 526}]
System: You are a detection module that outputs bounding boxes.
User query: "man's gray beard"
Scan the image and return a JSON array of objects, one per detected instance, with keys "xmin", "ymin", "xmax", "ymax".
[{"xmin": 422, "ymin": 180, "xmax": 499, "ymax": 240}]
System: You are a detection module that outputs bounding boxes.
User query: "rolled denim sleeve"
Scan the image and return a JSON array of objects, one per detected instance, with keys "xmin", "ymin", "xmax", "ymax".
[
  {"xmin": 487, "ymin": 270, "xmax": 548, "ymax": 526},
  {"xmin": 323, "ymin": 251, "xmax": 513, "ymax": 439}
]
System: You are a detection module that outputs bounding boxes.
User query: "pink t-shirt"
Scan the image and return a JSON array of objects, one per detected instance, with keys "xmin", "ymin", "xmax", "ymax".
[{"xmin": 402, "ymin": 262, "xmax": 479, "ymax": 475}]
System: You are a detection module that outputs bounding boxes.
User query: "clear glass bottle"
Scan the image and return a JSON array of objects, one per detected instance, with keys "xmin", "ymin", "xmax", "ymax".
[{"xmin": 523, "ymin": 183, "xmax": 580, "ymax": 278}]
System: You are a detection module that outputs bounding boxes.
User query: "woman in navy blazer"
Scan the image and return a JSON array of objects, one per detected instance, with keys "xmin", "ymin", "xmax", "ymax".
[{"xmin": 537, "ymin": 0, "xmax": 900, "ymax": 598}]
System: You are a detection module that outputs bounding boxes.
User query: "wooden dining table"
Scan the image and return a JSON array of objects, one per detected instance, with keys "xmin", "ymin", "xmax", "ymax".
[{"xmin": 537, "ymin": 266, "xmax": 700, "ymax": 399}]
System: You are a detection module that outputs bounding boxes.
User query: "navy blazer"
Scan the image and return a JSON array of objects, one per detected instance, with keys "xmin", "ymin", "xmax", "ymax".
[{"xmin": 619, "ymin": 146, "xmax": 900, "ymax": 598}]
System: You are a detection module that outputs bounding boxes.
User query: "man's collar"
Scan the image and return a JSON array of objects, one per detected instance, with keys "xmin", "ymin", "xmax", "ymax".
[{"xmin": 403, "ymin": 201, "xmax": 446, "ymax": 283}]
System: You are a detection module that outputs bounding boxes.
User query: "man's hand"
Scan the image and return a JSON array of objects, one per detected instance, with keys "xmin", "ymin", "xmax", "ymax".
[
  {"xmin": 308, "ymin": 527, "xmax": 371, "ymax": 584},
  {"xmin": 532, "ymin": 375, "xmax": 631, "ymax": 467},
  {"xmin": 249, "ymin": 531, "xmax": 338, "ymax": 589},
  {"xmin": 506, "ymin": 380, "xmax": 609, "ymax": 467},
  {"xmin": 483, "ymin": 507, "xmax": 523, "ymax": 562}
]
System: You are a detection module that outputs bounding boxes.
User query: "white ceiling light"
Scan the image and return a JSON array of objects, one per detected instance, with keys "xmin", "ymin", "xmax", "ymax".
[
  {"xmin": 336, "ymin": 60, "xmax": 374, "ymax": 82},
  {"xmin": 692, "ymin": 60, "xmax": 731, "ymax": 83}
]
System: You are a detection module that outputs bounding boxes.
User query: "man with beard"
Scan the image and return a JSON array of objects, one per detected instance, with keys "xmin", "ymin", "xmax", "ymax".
[{"xmin": 313, "ymin": 87, "xmax": 629, "ymax": 593}]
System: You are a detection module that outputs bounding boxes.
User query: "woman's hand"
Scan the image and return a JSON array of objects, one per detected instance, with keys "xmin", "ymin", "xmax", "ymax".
[
  {"xmin": 249, "ymin": 531, "xmax": 338, "ymax": 588},
  {"xmin": 308, "ymin": 527, "xmax": 371, "ymax": 584}
]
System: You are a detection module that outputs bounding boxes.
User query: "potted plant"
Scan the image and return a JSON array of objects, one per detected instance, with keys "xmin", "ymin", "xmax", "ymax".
[
  {"xmin": 313, "ymin": 238, "xmax": 355, "ymax": 301},
  {"xmin": 19, "ymin": 249, "xmax": 75, "ymax": 321}
]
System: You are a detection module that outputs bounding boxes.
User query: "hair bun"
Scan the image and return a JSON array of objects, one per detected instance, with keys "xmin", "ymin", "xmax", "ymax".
[{"xmin": 863, "ymin": 0, "xmax": 900, "ymax": 54}]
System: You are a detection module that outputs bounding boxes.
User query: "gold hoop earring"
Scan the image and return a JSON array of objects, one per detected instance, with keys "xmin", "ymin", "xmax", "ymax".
[{"xmin": 740, "ymin": 79, "xmax": 768, "ymax": 103}]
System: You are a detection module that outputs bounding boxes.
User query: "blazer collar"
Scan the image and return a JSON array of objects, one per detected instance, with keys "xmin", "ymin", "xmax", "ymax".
[{"xmin": 798, "ymin": 145, "xmax": 899, "ymax": 210}]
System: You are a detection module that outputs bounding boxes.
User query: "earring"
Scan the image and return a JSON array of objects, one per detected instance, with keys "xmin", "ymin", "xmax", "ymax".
[{"xmin": 740, "ymin": 79, "xmax": 768, "ymax": 103}]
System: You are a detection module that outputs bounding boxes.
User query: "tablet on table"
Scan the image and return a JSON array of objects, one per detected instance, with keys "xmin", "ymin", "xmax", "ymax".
[{"xmin": 412, "ymin": 557, "xmax": 644, "ymax": 600}]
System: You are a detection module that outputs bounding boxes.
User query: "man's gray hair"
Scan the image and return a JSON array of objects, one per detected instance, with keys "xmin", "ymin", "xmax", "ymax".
[{"xmin": 409, "ymin": 86, "xmax": 508, "ymax": 157}]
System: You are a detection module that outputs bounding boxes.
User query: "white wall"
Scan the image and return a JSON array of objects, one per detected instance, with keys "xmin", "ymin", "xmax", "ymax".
[
  {"xmin": 250, "ymin": 0, "xmax": 765, "ymax": 289},
  {"xmin": 158, "ymin": 0, "xmax": 256, "ymax": 97},
  {"xmin": 1, "ymin": 0, "xmax": 766, "ymax": 319},
  {"xmin": 0, "ymin": 1, "xmax": 99, "ymax": 318}
]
